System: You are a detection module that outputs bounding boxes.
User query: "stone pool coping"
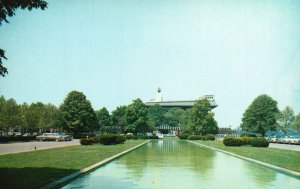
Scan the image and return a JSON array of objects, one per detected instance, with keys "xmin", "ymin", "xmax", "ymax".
[
  {"xmin": 187, "ymin": 140, "xmax": 300, "ymax": 178},
  {"xmin": 41, "ymin": 140, "xmax": 151, "ymax": 189}
]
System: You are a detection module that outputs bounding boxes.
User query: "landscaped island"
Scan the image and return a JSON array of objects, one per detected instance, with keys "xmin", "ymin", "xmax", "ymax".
[{"xmin": 0, "ymin": 140, "xmax": 146, "ymax": 189}]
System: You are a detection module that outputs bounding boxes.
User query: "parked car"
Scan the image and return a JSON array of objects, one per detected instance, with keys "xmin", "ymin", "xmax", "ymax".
[
  {"xmin": 269, "ymin": 137, "xmax": 278, "ymax": 143},
  {"xmin": 289, "ymin": 137, "xmax": 300, "ymax": 145},
  {"xmin": 282, "ymin": 137, "xmax": 291, "ymax": 144},
  {"xmin": 36, "ymin": 133, "xmax": 64, "ymax": 141},
  {"xmin": 276, "ymin": 137, "xmax": 285, "ymax": 144},
  {"xmin": 60, "ymin": 133, "xmax": 73, "ymax": 141}
]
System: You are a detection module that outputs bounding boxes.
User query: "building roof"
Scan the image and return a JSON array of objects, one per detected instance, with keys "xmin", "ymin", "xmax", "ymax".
[{"xmin": 145, "ymin": 99, "xmax": 217, "ymax": 109}]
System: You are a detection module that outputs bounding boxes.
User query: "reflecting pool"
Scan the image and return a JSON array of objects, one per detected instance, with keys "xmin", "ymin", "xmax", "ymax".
[{"xmin": 63, "ymin": 139, "xmax": 300, "ymax": 189}]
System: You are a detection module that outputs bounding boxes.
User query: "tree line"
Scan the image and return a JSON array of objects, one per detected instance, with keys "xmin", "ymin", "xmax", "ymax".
[
  {"xmin": 0, "ymin": 90, "xmax": 219, "ymax": 135},
  {"xmin": 241, "ymin": 94, "xmax": 300, "ymax": 136}
]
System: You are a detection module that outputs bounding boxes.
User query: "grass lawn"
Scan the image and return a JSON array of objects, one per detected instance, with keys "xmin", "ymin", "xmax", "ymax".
[
  {"xmin": 194, "ymin": 141, "xmax": 300, "ymax": 173},
  {"xmin": 0, "ymin": 140, "xmax": 147, "ymax": 189}
]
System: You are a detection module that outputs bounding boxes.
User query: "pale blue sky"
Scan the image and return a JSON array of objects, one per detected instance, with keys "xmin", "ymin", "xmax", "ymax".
[{"xmin": 1, "ymin": 0, "xmax": 300, "ymax": 128}]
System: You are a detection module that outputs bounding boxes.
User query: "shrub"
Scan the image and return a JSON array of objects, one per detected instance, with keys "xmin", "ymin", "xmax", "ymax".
[
  {"xmin": 240, "ymin": 137, "xmax": 252, "ymax": 145},
  {"xmin": 89, "ymin": 137, "xmax": 100, "ymax": 143},
  {"xmin": 80, "ymin": 138, "xmax": 93, "ymax": 145},
  {"xmin": 207, "ymin": 134, "xmax": 215, "ymax": 141},
  {"xmin": 223, "ymin": 137, "xmax": 242, "ymax": 146},
  {"xmin": 99, "ymin": 134, "xmax": 126, "ymax": 145},
  {"xmin": 136, "ymin": 134, "xmax": 148, "ymax": 140},
  {"xmin": 178, "ymin": 134, "xmax": 190, "ymax": 139},
  {"xmin": 126, "ymin": 135, "xmax": 138, "ymax": 140},
  {"xmin": 148, "ymin": 135, "xmax": 159, "ymax": 139},
  {"xmin": 240, "ymin": 133, "xmax": 257, "ymax": 137},
  {"xmin": 187, "ymin": 135, "xmax": 202, "ymax": 140},
  {"xmin": 249, "ymin": 138, "xmax": 269, "ymax": 147},
  {"xmin": 200, "ymin": 134, "xmax": 215, "ymax": 141}
]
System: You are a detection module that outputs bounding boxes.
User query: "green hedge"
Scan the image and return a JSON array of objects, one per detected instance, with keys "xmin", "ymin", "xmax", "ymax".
[
  {"xmin": 99, "ymin": 134, "xmax": 126, "ymax": 145},
  {"xmin": 187, "ymin": 135, "xmax": 202, "ymax": 140},
  {"xmin": 178, "ymin": 134, "xmax": 190, "ymax": 139},
  {"xmin": 148, "ymin": 135, "xmax": 159, "ymax": 139},
  {"xmin": 223, "ymin": 137, "xmax": 242, "ymax": 146},
  {"xmin": 223, "ymin": 137, "xmax": 269, "ymax": 147},
  {"xmin": 201, "ymin": 134, "xmax": 215, "ymax": 141},
  {"xmin": 249, "ymin": 138, "xmax": 269, "ymax": 147},
  {"xmin": 136, "ymin": 134, "xmax": 148, "ymax": 140},
  {"xmin": 240, "ymin": 137, "xmax": 252, "ymax": 145},
  {"xmin": 80, "ymin": 138, "xmax": 94, "ymax": 145},
  {"xmin": 240, "ymin": 133, "xmax": 257, "ymax": 137}
]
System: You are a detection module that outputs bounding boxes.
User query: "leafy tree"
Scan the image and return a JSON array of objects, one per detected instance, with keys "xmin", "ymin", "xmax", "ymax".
[
  {"xmin": 147, "ymin": 104, "xmax": 166, "ymax": 128},
  {"xmin": 293, "ymin": 113, "xmax": 300, "ymax": 131},
  {"xmin": 111, "ymin": 105, "xmax": 127, "ymax": 128},
  {"xmin": 276, "ymin": 106, "xmax": 295, "ymax": 132},
  {"xmin": 0, "ymin": 97, "xmax": 22, "ymax": 131},
  {"xmin": 124, "ymin": 99, "xmax": 148, "ymax": 133},
  {"xmin": 241, "ymin": 94, "xmax": 279, "ymax": 136},
  {"xmin": 186, "ymin": 98, "xmax": 218, "ymax": 134},
  {"xmin": 164, "ymin": 108, "xmax": 185, "ymax": 127},
  {"xmin": 59, "ymin": 91, "xmax": 99, "ymax": 134},
  {"xmin": 0, "ymin": 0, "xmax": 48, "ymax": 76},
  {"xmin": 96, "ymin": 107, "xmax": 111, "ymax": 128}
]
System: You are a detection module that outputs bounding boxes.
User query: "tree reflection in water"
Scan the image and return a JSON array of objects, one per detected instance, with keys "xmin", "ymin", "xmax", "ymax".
[{"xmin": 120, "ymin": 139, "xmax": 215, "ymax": 179}]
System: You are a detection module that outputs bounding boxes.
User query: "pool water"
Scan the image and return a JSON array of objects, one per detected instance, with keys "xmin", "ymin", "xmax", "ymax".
[{"xmin": 63, "ymin": 139, "xmax": 300, "ymax": 189}]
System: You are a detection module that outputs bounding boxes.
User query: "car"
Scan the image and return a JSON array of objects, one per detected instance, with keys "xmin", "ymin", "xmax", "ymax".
[
  {"xmin": 36, "ymin": 133, "xmax": 64, "ymax": 141},
  {"xmin": 60, "ymin": 133, "xmax": 73, "ymax": 141},
  {"xmin": 276, "ymin": 137, "xmax": 285, "ymax": 144},
  {"xmin": 289, "ymin": 137, "xmax": 300, "ymax": 145},
  {"xmin": 282, "ymin": 137, "xmax": 291, "ymax": 144},
  {"xmin": 269, "ymin": 137, "xmax": 278, "ymax": 143}
]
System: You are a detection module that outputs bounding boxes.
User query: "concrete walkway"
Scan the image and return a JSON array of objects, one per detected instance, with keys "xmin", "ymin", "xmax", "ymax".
[
  {"xmin": 0, "ymin": 139, "xmax": 80, "ymax": 155},
  {"xmin": 269, "ymin": 143, "xmax": 300, "ymax": 151}
]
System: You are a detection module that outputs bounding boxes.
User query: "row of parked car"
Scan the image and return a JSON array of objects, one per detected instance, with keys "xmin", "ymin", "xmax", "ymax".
[
  {"xmin": 266, "ymin": 136, "xmax": 300, "ymax": 145},
  {"xmin": 36, "ymin": 133, "xmax": 73, "ymax": 142}
]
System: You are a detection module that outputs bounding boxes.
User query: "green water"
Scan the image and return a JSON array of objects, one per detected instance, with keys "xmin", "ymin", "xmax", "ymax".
[{"xmin": 63, "ymin": 139, "xmax": 300, "ymax": 189}]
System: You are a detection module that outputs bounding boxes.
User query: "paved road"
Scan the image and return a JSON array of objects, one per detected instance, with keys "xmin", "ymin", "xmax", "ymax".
[
  {"xmin": 0, "ymin": 139, "xmax": 80, "ymax": 155},
  {"xmin": 269, "ymin": 143, "xmax": 300, "ymax": 151}
]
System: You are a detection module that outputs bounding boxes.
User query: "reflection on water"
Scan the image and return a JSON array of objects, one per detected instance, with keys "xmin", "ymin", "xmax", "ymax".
[{"xmin": 63, "ymin": 139, "xmax": 300, "ymax": 189}]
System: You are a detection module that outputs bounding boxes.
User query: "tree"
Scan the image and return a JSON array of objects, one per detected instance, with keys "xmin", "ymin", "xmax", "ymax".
[
  {"xmin": 164, "ymin": 108, "xmax": 185, "ymax": 127},
  {"xmin": 111, "ymin": 105, "xmax": 127, "ymax": 129},
  {"xmin": 96, "ymin": 107, "xmax": 111, "ymax": 128},
  {"xmin": 186, "ymin": 98, "xmax": 218, "ymax": 134},
  {"xmin": 124, "ymin": 99, "xmax": 149, "ymax": 133},
  {"xmin": 276, "ymin": 106, "xmax": 295, "ymax": 132},
  {"xmin": 0, "ymin": 0, "xmax": 48, "ymax": 76},
  {"xmin": 0, "ymin": 97, "xmax": 22, "ymax": 132},
  {"xmin": 293, "ymin": 113, "xmax": 300, "ymax": 131},
  {"xmin": 59, "ymin": 91, "xmax": 99, "ymax": 134},
  {"xmin": 147, "ymin": 104, "xmax": 166, "ymax": 128},
  {"xmin": 241, "ymin": 94, "xmax": 279, "ymax": 136}
]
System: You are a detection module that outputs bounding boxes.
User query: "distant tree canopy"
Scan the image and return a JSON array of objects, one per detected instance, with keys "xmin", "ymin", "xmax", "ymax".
[
  {"xmin": 276, "ymin": 106, "xmax": 295, "ymax": 132},
  {"xmin": 111, "ymin": 105, "xmax": 127, "ymax": 129},
  {"xmin": 241, "ymin": 94, "xmax": 279, "ymax": 136},
  {"xmin": 95, "ymin": 107, "xmax": 111, "ymax": 128},
  {"xmin": 0, "ymin": 0, "xmax": 48, "ymax": 76},
  {"xmin": 294, "ymin": 113, "xmax": 300, "ymax": 131},
  {"xmin": 0, "ymin": 95, "xmax": 62, "ymax": 133},
  {"xmin": 59, "ymin": 91, "xmax": 99, "ymax": 134},
  {"xmin": 147, "ymin": 104, "xmax": 165, "ymax": 128}
]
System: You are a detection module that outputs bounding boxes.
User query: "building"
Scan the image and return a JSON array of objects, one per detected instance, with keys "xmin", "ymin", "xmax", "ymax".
[
  {"xmin": 146, "ymin": 88, "xmax": 218, "ymax": 135},
  {"xmin": 145, "ymin": 88, "xmax": 217, "ymax": 110}
]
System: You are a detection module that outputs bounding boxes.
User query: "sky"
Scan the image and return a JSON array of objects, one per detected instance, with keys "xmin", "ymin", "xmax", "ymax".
[{"xmin": 1, "ymin": 0, "xmax": 300, "ymax": 128}]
